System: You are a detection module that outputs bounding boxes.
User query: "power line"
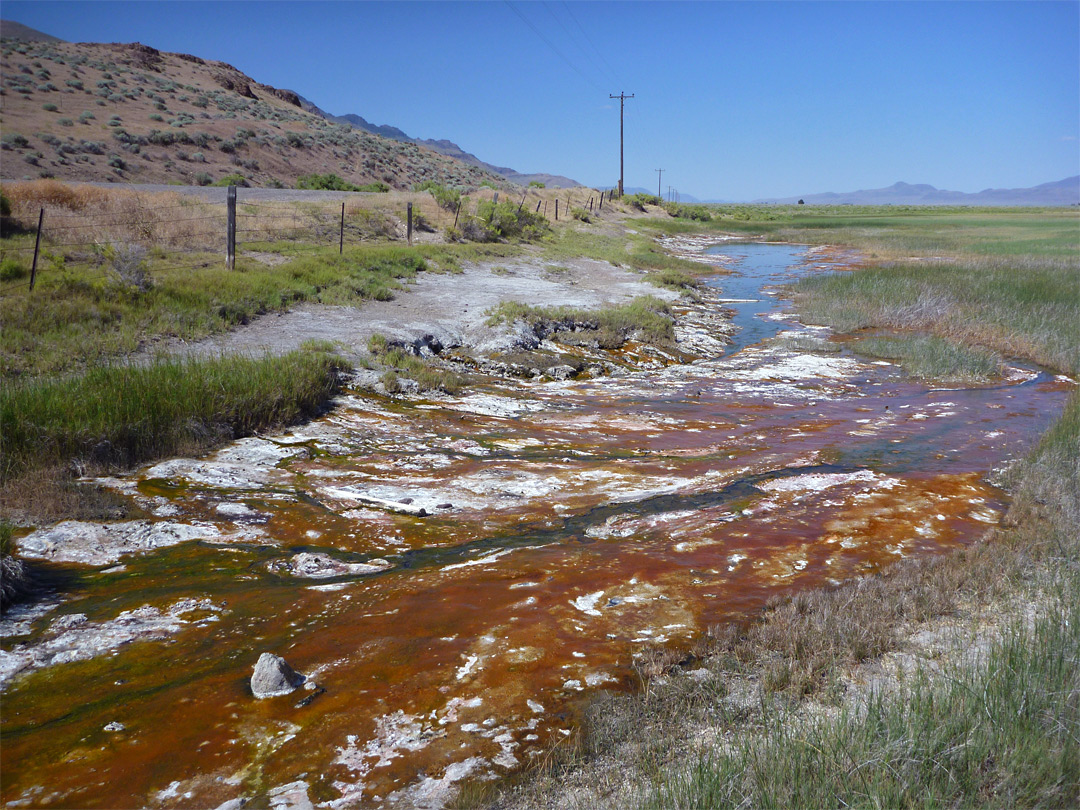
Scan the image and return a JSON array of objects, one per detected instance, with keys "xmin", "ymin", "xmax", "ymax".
[
  {"xmin": 542, "ymin": 1, "xmax": 619, "ymax": 88},
  {"xmin": 504, "ymin": 1, "xmax": 602, "ymax": 91},
  {"xmin": 560, "ymin": 1, "xmax": 621, "ymax": 87}
]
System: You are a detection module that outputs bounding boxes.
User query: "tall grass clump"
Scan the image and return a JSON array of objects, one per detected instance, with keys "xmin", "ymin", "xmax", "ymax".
[
  {"xmin": 792, "ymin": 256, "xmax": 1080, "ymax": 375},
  {"xmin": 850, "ymin": 333, "xmax": 1005, "ymax": 382},
  {"xmin": 366, "ymin": 333, "xmax": 461, "ymax": 393},
  {"xmin": 463, "ymin": 201, "xmax": 549, "ymax": 242},
  {"xmin": 647, "ymin": 590, "xmax": 1080, "ymax": 810},
  {"xmin": 487, "ymin": 296, "xmax": 675, "ymax": 349},
  {"xmin": 0, "ymin": 348, "xmax": 348, "ymax": 482}
]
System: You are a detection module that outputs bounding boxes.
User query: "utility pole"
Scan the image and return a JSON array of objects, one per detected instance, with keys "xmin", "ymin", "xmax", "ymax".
[
  {"xmin": 610, "ymin": 91, "xmax": 634, "ymax": 197},
  {"xmin": 655, "ymin": 168, "xmax": 664, "ymax": 199}
]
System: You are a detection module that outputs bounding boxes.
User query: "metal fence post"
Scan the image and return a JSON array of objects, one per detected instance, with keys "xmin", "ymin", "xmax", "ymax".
[
  {"xmin": 29, "ymin": 207, "xmax": 44, "ymax": 291},
  {"xmin": 226, "ymin": 185, "xmax": 236, "ymax": 270}
]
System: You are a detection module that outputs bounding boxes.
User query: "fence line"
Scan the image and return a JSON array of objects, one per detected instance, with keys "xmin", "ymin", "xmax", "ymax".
[{"xmin": 2, "ymin": 186, "xmax": 611, "ymax": 295}]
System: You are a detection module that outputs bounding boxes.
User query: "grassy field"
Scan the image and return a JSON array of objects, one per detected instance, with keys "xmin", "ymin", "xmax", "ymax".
[{"xmin": 477, "ymin": 206, "xmax": 1080, "ymax": 810}]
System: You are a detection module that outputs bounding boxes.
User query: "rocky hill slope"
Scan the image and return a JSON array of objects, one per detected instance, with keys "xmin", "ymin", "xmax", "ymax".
[
  {"xmin": 300, "ymin": 100, "xmax": 581, "ymax": 189},
  {"xmin": 0, "ymin": 32, "xmax": 507, "ymax": 190}
]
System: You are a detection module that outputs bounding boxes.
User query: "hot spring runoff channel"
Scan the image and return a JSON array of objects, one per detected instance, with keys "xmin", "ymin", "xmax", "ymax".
[{"xmin": 2, "ymin": 242, "xmax": 1072, "ymax": 809}]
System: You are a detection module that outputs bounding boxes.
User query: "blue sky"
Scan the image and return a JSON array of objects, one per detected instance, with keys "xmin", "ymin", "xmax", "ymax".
[{"xmin": 5, "ymin": 1, "xmax": 1078, "ymax": 199}]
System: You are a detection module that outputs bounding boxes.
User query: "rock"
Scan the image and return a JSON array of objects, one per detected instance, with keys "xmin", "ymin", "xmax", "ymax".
[
  {"xmin": 103, "ymin": 721, "xmax": 125, "ymax": 732},
  {"xmin": 546, "ymin": 365, "xmax": 578, "ymax": 381},
  {"xmin": 250, "ymin": 653, "xmax": 304, "ymax": 698}
]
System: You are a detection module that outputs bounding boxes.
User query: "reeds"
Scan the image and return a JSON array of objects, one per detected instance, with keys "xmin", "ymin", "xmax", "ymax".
[{"xmin": 0, "ymin": 347, "xmax": 348, "ymax": 482}]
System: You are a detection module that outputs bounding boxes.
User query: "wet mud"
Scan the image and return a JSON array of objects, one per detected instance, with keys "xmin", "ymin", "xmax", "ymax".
[{"xmin": 1, "ymin": 243, "xmax": 1073, "ymax": 809}]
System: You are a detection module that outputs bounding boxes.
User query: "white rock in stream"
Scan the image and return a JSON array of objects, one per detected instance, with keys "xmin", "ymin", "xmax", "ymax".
[
  {"xmin": 269, "ymin": 552, "xmax": 392, "ymax": 579},
  {"xmin": 17, "ymin": 520, "xmax": 265, "ymax": 566},
  {"xmin": 0, "ymin": 598, "xmax": 224, "ymax": 687},
  {"xmin": 251, "ymin": 653, "xmax": 305, "ymax": 698}
]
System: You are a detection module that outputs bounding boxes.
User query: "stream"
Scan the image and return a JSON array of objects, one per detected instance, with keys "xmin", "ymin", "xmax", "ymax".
[{"xmin": 1, "ymin": 242, "xmax": 1073, "ymax": 809}]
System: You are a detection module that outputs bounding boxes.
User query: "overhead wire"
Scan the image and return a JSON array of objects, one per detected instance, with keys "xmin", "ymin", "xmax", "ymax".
[
  {"xmin": 560, "ymin": 0, "xmax": 622, "ymax": 87},
  {"xmin": 542, "ymin": 1, "xmax": 620, "ymax": 89},
  {"xmin": 504, "ymin": 1, "xmax": 604, "ymax": 92}
]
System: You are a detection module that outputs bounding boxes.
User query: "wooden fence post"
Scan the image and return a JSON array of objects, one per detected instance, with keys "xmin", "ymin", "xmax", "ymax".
[
  {"xmin": 339, "ymin": 202, "xmax": 345, "ymax": 254},
  {"xmin": 517, "ymin": 192, "xmax": 527, "ymax": 214},
  {"xmin": 555, "ymin": 199, "xmax": 559, "ymax": 221},
  {"xmin": 407, "ymin": 202, "xmax": 413, "ymax": 243},
  {"xmin": 535, "ymin": 200, "xmax": 542, "ymax": 213},
  {"xmin": 453, "ymin": 200, "xmax": 461, "ymax": 229},
  {"xmin": 226, "ymin": 185, "xmax": 236, "ymax": 270},
  {"xmin": 29, "ymin": 207, "xmax": 43, "ymax": 291},
  {"xmin": 599, "ymin": 191, "xmax": 604, "ymax": 211}
]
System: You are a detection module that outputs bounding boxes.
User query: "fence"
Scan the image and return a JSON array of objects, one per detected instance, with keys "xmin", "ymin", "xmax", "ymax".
[{"xmin": 0, "ymin": 183, "xmax": 616, "ymax": 295}]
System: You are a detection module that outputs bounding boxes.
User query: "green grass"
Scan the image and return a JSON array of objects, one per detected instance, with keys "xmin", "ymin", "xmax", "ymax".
[
  {"xmin": 648, "ymin": 205, "xmax": 1079, "ymax": 376},
  {"xmin": 792, "ymin": 256, "xmax": 1079, "ymax": 375},
  {"xmin": 646, "ymin": 578, "xmax": 1080, "ymax": 810},
  {"xmin": 648, "ymin": 205, "xmax": 1079, "ymax": 260},
  {"xmin": 541, "ymin": 228, "xmax": 703, "ymax": 294},
  {"xmin": 486, "ymin": 295, "xmax": 676, "ymax": 349},
  {"xmin": 848, "ymin": 334, "xmax": 1005, "ymax": 382},
  {"xmin": 367, "ymin": 333, "xmax": 462, "ymax": 394},
  {"xmin": 0, "ymin": 346, "xmax": 348, "ymax": 482},
  {"xmin": 0, "ymin": 242, "xmax": 518, "ymax": 378}
]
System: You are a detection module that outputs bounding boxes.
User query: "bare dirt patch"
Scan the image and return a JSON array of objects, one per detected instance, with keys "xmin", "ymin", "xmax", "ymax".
[{"xmin": 165, "ymin": 250, "xmax": 680, "ymax": 366}]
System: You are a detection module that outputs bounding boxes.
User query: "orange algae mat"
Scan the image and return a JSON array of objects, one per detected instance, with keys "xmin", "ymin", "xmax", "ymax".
[{"xmin": 2, "ymin": 328, "xmax": 1074, "ymax": 808}]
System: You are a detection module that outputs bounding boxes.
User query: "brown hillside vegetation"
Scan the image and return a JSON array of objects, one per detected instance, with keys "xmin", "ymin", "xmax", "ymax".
[{"xmin": 0, "ymin": 37, "xmax": 505, "ymax": 190}]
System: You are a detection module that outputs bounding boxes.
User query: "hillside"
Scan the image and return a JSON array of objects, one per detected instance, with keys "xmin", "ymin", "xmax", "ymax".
[
  {"xmin": 300, "ymin": 100, "xmax": 581, "ymax": 189},
  {"xmin": 754, "ymin": 177, "xmax": 1080, "ymax": 207},
  {"xmin": 0, "ymin": 33, "xmax": 507, "ymax": 190}
]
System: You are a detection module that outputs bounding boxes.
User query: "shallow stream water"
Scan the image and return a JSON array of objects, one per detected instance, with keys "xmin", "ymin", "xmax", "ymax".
[{"xmin": 2, "ymin": 243, "xmax": 1073, "ymax": 809}]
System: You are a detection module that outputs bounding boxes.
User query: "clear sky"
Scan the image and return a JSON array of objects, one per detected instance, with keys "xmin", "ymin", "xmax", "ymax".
[{"xmin": 4, "ymin": 1, "xmax": 1078, "ymax": 199}]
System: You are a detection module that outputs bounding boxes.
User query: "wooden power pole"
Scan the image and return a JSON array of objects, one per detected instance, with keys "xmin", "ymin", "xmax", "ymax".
[
  {"xmin": 655, "ymin": 168, "xmax": 664, "ymax": 199},
  {"xmin": 610, "ymin": 91, "xmax": 634, "ymax": 196}
]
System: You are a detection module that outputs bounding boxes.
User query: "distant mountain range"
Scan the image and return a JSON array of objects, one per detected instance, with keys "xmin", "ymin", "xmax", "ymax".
[
  {"xmin": 754, "ymin": 178, "xmax": 1080, "ymax": 207},
  {"xmin": 300, "ymin": 100, "xmax": 581, "ymax": 190}
]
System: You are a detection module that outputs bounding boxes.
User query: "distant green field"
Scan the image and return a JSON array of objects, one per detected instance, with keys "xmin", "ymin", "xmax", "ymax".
[
  {"xmin": 648, "ymin": 206, "xmax": 1080, "ymax": 376},
  {"xmin": 648, "ymin": 205, "xmax": 1079, "ymax": 259}
]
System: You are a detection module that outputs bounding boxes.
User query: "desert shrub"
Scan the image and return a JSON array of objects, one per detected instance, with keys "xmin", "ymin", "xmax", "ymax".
[
  {"xmin": 296, "ymin": 173, "xmax": 359, "ymax": 191},
  {"xmin": 529, "ymin": 180, "xmax": 546, "ymax": 188},
  {"xmin": 212, "ymin": 173, "xmax": 248, "ymax": 187},
  {"xmin": 414, "ymin": 180, "xmax": 461, "ymax": 211},
  {"xmin": 1, "ymin": 133, "xmax": 30, "ymax": 150},
  {"xmin": 194, "ymin": 172, "xmax": 213, "ymax": 186},
  {"xmin": 97, "ymin": 243, "xmax": 152, "ymax": 290},
  {"xmin": 78, "ymin": 111, "xmax": 95, "ymax": 123},
  {"xmin": 41, "ymin": 102, "xmax": 58, "ymax": 112},
  {"xmin": 572, "ymin": 207, "xmax": 592, "ymax": 223},
  {"xmin": 664, "ymin": 202, "xmax": 712, "ymax": 221},
  {"xmin": 470, "ymin": 200, "xmax": 550, "ymax": 241},
  {"xmin": 624, "ymin": 192, "xmax": 662, "ymax": 211},
  {"xmin": 0, "ymin": 258, "xmax": 27, "ymax": 282}
]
